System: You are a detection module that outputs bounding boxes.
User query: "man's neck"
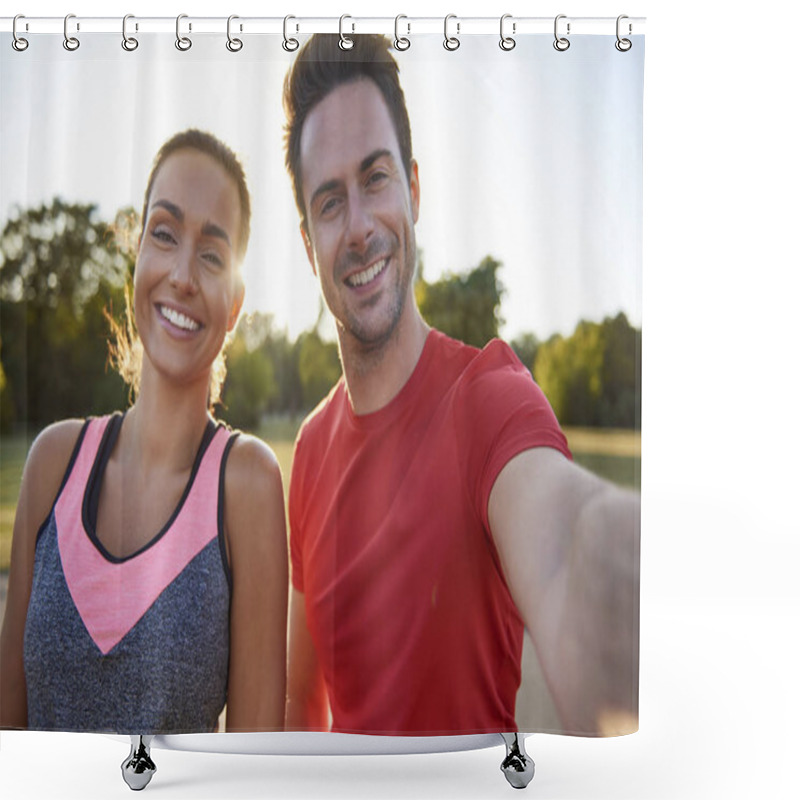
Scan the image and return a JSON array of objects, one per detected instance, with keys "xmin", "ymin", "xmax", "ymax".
[{"xmin": 339, "ymin": 308, "xmax": 430, "ymax": 416}]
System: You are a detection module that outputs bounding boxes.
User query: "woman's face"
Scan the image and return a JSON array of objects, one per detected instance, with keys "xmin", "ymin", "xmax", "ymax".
[{"xmin": 134, "ymin": 148, "xmax": 244, "ymax": 393}]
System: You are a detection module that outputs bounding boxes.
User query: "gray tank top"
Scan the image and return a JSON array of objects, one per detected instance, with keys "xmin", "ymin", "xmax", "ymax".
[{"xmin": 23, "ymin": 414, "xmax": 236, "ymax": 733}]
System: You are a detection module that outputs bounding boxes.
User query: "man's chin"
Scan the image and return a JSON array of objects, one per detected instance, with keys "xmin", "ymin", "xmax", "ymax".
[{"xmin": 341, "ymin": 312, "xmax": 402, "ymax": 355}]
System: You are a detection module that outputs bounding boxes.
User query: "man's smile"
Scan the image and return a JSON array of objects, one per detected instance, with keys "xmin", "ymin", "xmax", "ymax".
[{"xmin": 344, "ymin": 257, "xmax": 389, "ymax": 288}]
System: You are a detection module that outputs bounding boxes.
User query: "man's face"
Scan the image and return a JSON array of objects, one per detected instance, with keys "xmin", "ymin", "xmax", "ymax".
[{"xmin": 299, "ymin": 78, "xmax": 420, "ymax": 350}]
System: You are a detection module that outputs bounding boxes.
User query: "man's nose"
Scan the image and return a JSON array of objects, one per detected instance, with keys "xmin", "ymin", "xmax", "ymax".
[{"xmin": 345, "ymin": 191, "xmax": 374, "ymax": 252}]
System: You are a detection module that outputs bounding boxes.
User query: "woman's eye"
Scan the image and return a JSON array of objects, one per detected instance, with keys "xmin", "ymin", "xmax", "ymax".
[
  {"xmin": 202, "ymin": 251, "xmax": 224, "ymax": 268},
  {"xmin": 151, "ymin": 226, "xmax": 176, "ymax": 244}
]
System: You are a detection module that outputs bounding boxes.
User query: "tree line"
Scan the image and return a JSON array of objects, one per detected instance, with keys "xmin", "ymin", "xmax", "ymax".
[{"xmin": 1, "ymin": 200, "xmax": 640, "ymax": 434}]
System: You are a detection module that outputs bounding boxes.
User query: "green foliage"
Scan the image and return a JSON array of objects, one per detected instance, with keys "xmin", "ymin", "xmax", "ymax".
[
  {"xmin": 221, "ymin": 332, "xmax": 277, "ymax": 430},
  {"xmin": 220, "ymin": 312, "xmax": 308, "ymax": 427},
  {"xmin": 510, "ymin": 332, "xmax": 540, "ymax": 375},
  {"xmin": 534, "ymin": 312, "xmax": 641, "ymax": 429},
  {"xmin": 297, "ymin": 331, "xmax": 341, "ymax": 409},
  {"xmin": 415, "ymin": 255, "xmax": 504, "ymax": 348},
  {"xmin": 0, "ymin": 200, "xmax": 133, "ymax": 431},
  {"xmin": 0, "ymin": 200, "xmax": 638, "ymax": 437}
]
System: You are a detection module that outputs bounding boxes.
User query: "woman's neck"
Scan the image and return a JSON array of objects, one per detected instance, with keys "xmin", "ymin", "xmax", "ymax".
[{"xmin": 123, "ymin": 368, "xmax": 212, "ymax": 472}]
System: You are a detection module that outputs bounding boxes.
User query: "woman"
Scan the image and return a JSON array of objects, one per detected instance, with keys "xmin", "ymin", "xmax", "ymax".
[{"xmin": 0, "ymin": 130, "xmax": 287, "ymax": 733}]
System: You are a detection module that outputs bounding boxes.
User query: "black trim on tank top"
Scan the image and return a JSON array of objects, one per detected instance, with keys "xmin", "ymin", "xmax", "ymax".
[
  {"xmin": 216, "ymin": 431, "xmax": 239, "ymax": 592},
  {"xmin": 82, "ymin": 413, "xmax": 220, "ymax": 564},
  {"xmin": 34, "ymin": 418, "xmax": 92, "ymax": 546}
]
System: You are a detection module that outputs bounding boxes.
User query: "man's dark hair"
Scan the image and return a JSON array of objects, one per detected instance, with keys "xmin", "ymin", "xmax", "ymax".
[{"xmin": 283, "ymin": 34, "xmax": 414, "ymax": 232}]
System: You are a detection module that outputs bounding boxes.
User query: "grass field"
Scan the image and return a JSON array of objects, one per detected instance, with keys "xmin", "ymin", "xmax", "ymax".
[{"xmin": 0, "ymin": 421, "xmax": 640, "ymax": 572}]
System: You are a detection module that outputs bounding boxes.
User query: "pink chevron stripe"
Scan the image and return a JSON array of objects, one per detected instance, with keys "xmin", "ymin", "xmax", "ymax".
[{"xmin": 56, "ymin": 417, "xmax": 229, "ymax": 655}]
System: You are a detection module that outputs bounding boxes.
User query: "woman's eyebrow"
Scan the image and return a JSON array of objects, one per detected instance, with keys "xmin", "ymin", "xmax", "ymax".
[
  {"xmin": 151, "ymin": 200, "xmax": 230, "ymax": 246},
  {"xmin": 201, "ymin": 222, "xmax": 231, "ymax": 246},
  {"xmin": 151, "ymin": 199, "xmax": 183, "ymax": 221}
]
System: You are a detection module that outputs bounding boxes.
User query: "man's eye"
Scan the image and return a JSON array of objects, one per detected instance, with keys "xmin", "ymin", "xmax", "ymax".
[
  {"xmin": 367, "ymin": 171, "xmax": 388, "ymax": 186},
  {"xmin": 320, "ymin": 197, "xmax": 341, "ymax": 216}
]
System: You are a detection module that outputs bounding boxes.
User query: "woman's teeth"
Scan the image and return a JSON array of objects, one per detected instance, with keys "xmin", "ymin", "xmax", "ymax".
[{"xmin": 159, "ymin": 305, "xmax": 200, "ymax": 331}]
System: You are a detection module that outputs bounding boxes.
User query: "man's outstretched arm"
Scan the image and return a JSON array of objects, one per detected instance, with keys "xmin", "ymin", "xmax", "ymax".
[{"xmin": 489, "ymin": 447, "xmax": 640, "ymax": 735}]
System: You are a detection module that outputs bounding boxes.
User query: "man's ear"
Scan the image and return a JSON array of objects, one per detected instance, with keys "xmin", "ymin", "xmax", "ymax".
[
  {"xmin": 302, "ymin": 224, "xmax": 317, "ymax": 277},
  {"xmin": 409, "ymin": 159, "xmax": 420, "ymax": 224},
  {"xmin": 227, "ymin": 277, "xmax": 245, "ymax": 332}
]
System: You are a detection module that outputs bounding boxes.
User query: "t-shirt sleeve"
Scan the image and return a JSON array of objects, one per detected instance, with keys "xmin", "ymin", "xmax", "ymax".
[{"xmin": 456, "ymin": 340, "xmax": 572, "ymax": 533}]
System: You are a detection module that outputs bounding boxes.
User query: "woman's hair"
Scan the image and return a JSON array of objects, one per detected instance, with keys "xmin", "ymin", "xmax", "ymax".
[{"xmin": 107, "ymin": 129, "xmax": 251, "ymax": 410}]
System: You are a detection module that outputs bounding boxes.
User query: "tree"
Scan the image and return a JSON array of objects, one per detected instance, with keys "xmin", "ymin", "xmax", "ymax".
[
  {"xmin": 510, "ymin": 332, "xmax": 540, "ymax": 375},
  {"xmin": 0, "ymin": 200, "xmax": 132, "ymax": 431},
  {"xmin": 297, "ymin": 330, "xmax": 341, "ymax": 410},
  {"xmin": 598, "ymin": 312, "xmax": 641, "ymax": 429},
  {"xmin": 534, "ymin": 313, "xmax": 641, "ymax": 429},
  {"xmin": 415, "ymin": 255, "xmax": 504, "ymax": 348},
  {"xmin": 221, "ymin": 331, "xmax": 277, "ymax": 430}
]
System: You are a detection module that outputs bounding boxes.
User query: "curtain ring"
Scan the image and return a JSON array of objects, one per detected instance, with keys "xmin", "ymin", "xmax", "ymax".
[
  {"xmin": 553, "ymin": 14, "xmax": 570, "ymax": 52},
  {"xmin": 443, "ymin": 14, "xmax": 460, "ymax": 51},
  {"xmin": 12, "ymin": 15, "xmax": 29, "ymax": 52},
  {"xmin": 394, "ymin": 14, "xmax": 410, "ymax": 51},
  {"xmin": 122, "ymin": 14, "xmax": 139, "ymax": 51},
  {"xmin": 615, "ymin": 15, "xmax": 632, "ymax": 52},
  {"xmin": 226, "ymin": 15, "xmax": 243, "ymax": 52},
  {"xmin": 339, "ymin": 15, "xmax": 354, "ymax": 50},
  {"xmin": 63, "ymin": 13, "xmax": 80, "ymax": 51},
  {"xmin": 175, "ymin": 14, "xmax": 192, "ymax": 51},
  {"xmin": 282, "ymin": 15, "xmax": 299, "ymax": 52},
  {"xmin": 499, "ymin": 14, "xmax": 516, "ymax": 51}
]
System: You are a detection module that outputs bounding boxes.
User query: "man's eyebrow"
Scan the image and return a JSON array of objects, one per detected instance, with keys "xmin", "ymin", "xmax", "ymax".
[
  {"xmin": 309, "ymin": 178, "xmax": 343, "ymax": 211},
  {"xmin": 360, "ymin": 149, "xmax": 394, "ymax": 173},
  {"xmin": 309, "ymin": 149, "xmax": 397, "ymax": 211}
]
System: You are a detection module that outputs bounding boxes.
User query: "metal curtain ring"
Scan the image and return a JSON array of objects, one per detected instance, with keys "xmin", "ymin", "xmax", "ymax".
[
  {"xmin": 226, "ymin": 15, "xmax": 243, "ymax": 52},
  {"xmin": 339, "ymin": 15, "xmax": 354, "ymax": 50},
  {"xmin": 122, "ymin": 14, "xmax": 139, "ymax": 51},
  {"xmin": 615, "ymin": 14, "xmax": 632, "ymax": 51},
  {"xmin": 63, "ymin": 13, "xmax": 80, "ymax": 51},
  {"xmin": 553, "ymin": 14, "xmax": 570, "ymax": 51},
  {"xmin": 499, "ymin": 14, "xmax": 516, "ymax": 51},
  {"xmin": 394, "ymin": 14, "xmax": 410, "ymax": 51},
  {"xmin": 282, "ymin": 15, "xmax": 299, "ymax": 52},
  {"xmin": 443, "ymin": 14, "xmax": 460, "ymax": 51},
  {"xmin": 12, "ymin": 15, "xmax": 29, "ymax": 51},
  {"xmin": 175, "ymin": 14, "xmax": 192, "ymax": 51}
]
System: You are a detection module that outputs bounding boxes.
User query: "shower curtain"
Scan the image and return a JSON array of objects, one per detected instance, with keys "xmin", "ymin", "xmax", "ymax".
[{"xmin": 0, "ymin": 16, "xmax": 643, "ymax": 743}]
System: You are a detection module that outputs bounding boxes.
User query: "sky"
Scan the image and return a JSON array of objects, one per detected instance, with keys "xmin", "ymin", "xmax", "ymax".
[{"xmin": 1, "ymin": 27, "xmax": 642, "ymax": 343}]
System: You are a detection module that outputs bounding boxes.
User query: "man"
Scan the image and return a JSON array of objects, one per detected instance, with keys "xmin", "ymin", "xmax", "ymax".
[{"xmin": 283, "ymin": 34, "xmax": 640, "ymax": 737}]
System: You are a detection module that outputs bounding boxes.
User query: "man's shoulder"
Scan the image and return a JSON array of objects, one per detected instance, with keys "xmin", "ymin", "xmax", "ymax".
[
  {"xmin": 428, "ymin": 331, "xmax": 530, "ymax": 391},
  {"xmin": 294, "ymin": 378, "xmax": 347, "ymax": 452}
]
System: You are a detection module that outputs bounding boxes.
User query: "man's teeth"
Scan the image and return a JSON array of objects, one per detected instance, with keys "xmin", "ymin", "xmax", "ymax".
[
  {"xmin": 160, "ymin": 305, "xmax": 200, "ymax": 331},
  {"xmin": 347, "ymin": 258, "xmax": 388, "ymax": 287}
]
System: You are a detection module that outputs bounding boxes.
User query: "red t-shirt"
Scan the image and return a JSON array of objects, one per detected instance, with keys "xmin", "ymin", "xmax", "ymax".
[{"xmin": 289, "ymin": 330, "xmax": 571, "ymax": 735}]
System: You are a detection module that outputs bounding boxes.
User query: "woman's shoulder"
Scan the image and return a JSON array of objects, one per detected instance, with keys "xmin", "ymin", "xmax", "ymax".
[
  {"xmin": 16, "ymin": 418, "xmax": 87, "ymax": 538},
  {"xmin": 26, "ymin": 419, "xmax": 86, "ymax": 488},
  {"xmin": 223, "ymin": 431, "xmax": 284, "ymax": 501},
  {"xmin": 221, "ymin": 432, "xmax": 287, "ymax": 554}
]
